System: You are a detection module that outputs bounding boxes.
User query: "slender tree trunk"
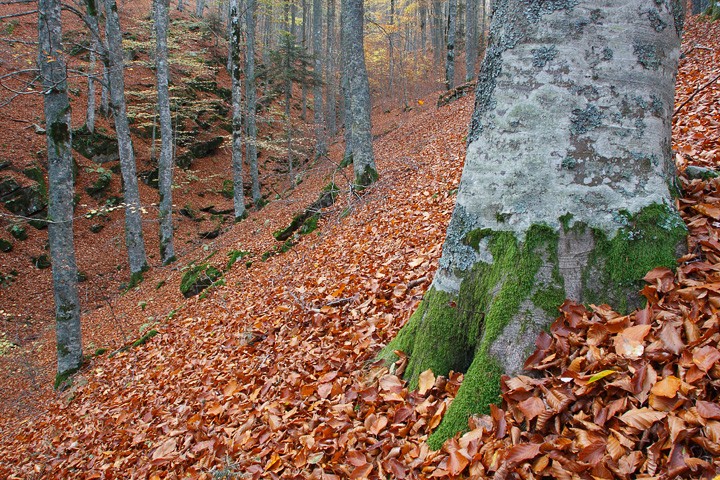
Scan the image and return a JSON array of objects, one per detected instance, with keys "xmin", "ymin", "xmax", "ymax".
[
  {"xmin": 312, "ymin": 0, "xmax": 327, "ymax": 157},
  {"xmin": 100, "ymin": 60, "xmax": 109, "ymax": 116},
  {"xmin": 229, "ymin": 0, "xmax": 246, "ymax": 220},
  {"xmin": 432, "ymin": 0, "xmax": 442, "ymax": 65},
  {"xmin": 388, "ymin": 0, "xmax": 395, "ymax": 94},
  {"xmin": 261, "ymin": 3, "xmax": 272, "ymax": 65},
  {"xmin": 246, "ymin": 0, "xmax": 261, "ymax": 205},
  {"xmin": 465, "ymin": 0, "xmax": 477, "ymax": 81},
  {"xmin": 154, "ymin": 0, "xmax": 175, "ymax": 264},
  {"xmin": 445, "ymin": 0, "xmax": 457, "ymax": 89},
  {"xmin": 381, "ymin": 0, "xmax": 686, "ymax": 448},
  {"xmin": 38, "ymin": 0, "xmax": 83, "ymax": 386},
  {"xmin": 340, "ymin": 24, "xmax": 352, "ymax": 163},
  {"xmin": 85, "ymin": 0, "xmax": 100, "ymax": 132},
  {"xmin": 301, "ymin": 0, "xmax": 308, "ymax": 120},
  {"xmin": 325, "ymin": 0, "xmax": 336, "ymax": 136},
  {"xmin": 419, "ymin": 0, "xmax": 427, "ymax": 52},
  {"xmin": 195, "ymin": 0, "xmax": 205, "ymax": 17},
  {"xmin": 343, "ymin": 0, "xmax": 377, "ymax": 187},
  {"xmin": 104, "ymin": 0, "xmax": 148, "ymax": 277},
  {"xmin": 177, "ymin": 0, "xmax": 183, "ymax": 11}
]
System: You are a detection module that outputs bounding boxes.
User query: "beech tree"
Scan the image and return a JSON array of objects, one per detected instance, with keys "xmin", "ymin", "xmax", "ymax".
[
  {"xmin": 38, "ymin": 0, "xmax": 83, "ymax": 385},
  {"xmin": 229, "ymin": 0, "xmax": 247, "ymax": 220},
  {"xmin": 465, "ymin": 0, "xmax": 477, "ymax": 82},
  {"xmin": 381, "ymin": 0, "xmax": 686, "ymax": 447},
  {"xmin": 154, "ymin": 0, "xmax": 175, "ymax": 264},
  {"xmin": 444, "ymin": 0, "xmax": 457, "ymax": 89},
  {"xmin": 312, "ymin": 0, "xmax": 327, "ymax": 157},
  {"xmin": 342, "ymin": 0, "xmax": 377, "ymax": 188},
  {"xmin": 246, "ymin": 0, "xmax": 261, "ymax": 205},
  {"xmin": 104, "ymin": 0, "xmax": 148, "ymax": 279}
]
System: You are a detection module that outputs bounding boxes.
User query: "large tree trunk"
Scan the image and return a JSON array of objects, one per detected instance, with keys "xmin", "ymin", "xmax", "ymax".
[
  {"xmin": 104, "ymin": 0, "xmax": 148, "ymax": 277},
  {"xmin": 246, "ymin": 0, "xmax": 261, "ymax": 206},
  {"xmin": 312, "ymin": 0, "xmax": 327, "ymax": 157},
  {"xmin": 154, "ymin": 0, "xmax": 175, "ymax": 264},
  {"xmin": 444, "ymin": 0, "xmax": 457, "ymax": 89},
  {"xmin": 343, "ymin": 0, "xmax": 377, "ymax": 188},
  {"xmin": 381, "ymin": 0, "xmax": 686, "ymax": 448},
  {"xmin": 464, "ymin": 0, "xmax": 477, "ymax": 82},
  {"xmin": 230, "ymin": 0, "xmax": 246, "ymax": 220},
  {"xmin": 38, "ymin": 0, "xmax": 83, "ymax": 385}
]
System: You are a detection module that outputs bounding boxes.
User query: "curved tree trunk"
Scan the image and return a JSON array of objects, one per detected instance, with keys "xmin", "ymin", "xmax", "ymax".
[
  {"xmin": 343, "ymin": 0, "xmax": 377, "ymax": 188},
  {"xmin": 230, "ymin": 0, "xmax": 246, "ymax": 221},
  {"xmin": 246, "ymin": 0, "xmax": 261, "ymax": 206},
  {"xmin": 381, "ymin": 0, "xmax": 686, "ymax": 448},
  {"xmin": 154, "ymin": 0, "xmax": 175, "ymax": 264},
  {"xmin": 39, "ymin": 0, "xmax": 83, "ymax": 386},
  {"xmin": 104, "ymin": 0, "xmax": 148, "ymax": 277}
]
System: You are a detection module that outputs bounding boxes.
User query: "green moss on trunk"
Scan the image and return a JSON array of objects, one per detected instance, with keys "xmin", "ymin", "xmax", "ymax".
[{"xmin": 380, "ymin": 204, "xmax": 686, "ymax": 449}]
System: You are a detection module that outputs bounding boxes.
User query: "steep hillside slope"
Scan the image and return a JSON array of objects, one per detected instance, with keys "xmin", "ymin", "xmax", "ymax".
[{"xmin": 1, "ymin": 11, "xmax": 720, "ymax": 480}]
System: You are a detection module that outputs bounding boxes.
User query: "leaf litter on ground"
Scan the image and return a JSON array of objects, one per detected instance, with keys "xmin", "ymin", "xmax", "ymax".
[{"xmin": 2, "ymin": 13, "xmax": 720, "ymax": 480}]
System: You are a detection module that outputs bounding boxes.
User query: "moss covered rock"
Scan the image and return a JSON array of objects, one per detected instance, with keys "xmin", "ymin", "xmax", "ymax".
[{"xmin": 180, "ymin": 263, "xmax": 223, "ymax": 298}]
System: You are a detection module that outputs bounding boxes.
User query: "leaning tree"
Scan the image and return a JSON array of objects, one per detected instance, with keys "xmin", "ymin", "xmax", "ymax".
[{"xmin": 381, "ymin": 0, "xmax": 687, "ymax": 447}]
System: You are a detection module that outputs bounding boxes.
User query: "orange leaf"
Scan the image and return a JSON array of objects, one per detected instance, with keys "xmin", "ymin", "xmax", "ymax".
[
  {"xmin": 650, "ymin": 376, "xmax": 682, "ymax": 398},
  {"xmin": 418, "ymin": 369, "xmax": 435, "ymax": 396},
  {"xmin": 505, "ymin": 443, "xmax": 542, "ymax": 464}
]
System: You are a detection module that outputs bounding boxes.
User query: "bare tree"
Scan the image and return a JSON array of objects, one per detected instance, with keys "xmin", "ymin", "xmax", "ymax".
[
  {"xmin": 38, "ymin": 0, "xmax": 83, "ymax": 385},
  {"xmin": 154, "ymin": 0, "xmax": 175, "ymax": 264},
  {"xmin": 229, "ymin": 0, "xmax": 247, "ymax": 220},
  {"xmin": 104, "ymin": 0, "xmax": 148, "ymax": 279},
  {"xmin": 342, "ymin": 0, "xmax": 377, "ymax": 188}
]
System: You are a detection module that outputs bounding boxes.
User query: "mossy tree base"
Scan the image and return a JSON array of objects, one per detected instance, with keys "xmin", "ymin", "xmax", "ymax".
[{"xmin": 380, "ymin": 204, "xmax": 686, "ymax": 448}]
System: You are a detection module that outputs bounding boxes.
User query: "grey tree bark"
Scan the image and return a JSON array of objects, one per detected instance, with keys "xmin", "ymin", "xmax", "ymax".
[
  {"xmin": 381, "ymin": 0, "xmax": 686, "ymax": 448},
  {"xmin": 444, "ymin": 0, "xmax": 457, "ymax": 89},
  {"xmin": 104, "ymin": 0, "xmax": 148, "ymax": 277},
  {"xmin": 195, "ymin": 0, "xmax": 205, "ymax": 17},
  {"xmin": 340, "ymin": 43, "xmax": 353, "ymax": 164},
  {"xmin": 388, "ymin": 0, "xmax": 395, "ymax": 93},
  {"xmin": 464, "ymin": 0, "xmax": 477, "ymax": 82},
  {"xmin": 312, "ymin": 0, "xmax": 327, "ymax": 157},
  {"xmin": 245, "ymin": 0, "xmax": 261, "ymax": 206},
  {"xmin": 301, "ymin": 0, "xmax": 308, "ymax": 120},
  {"xmin": 38, "ymin": 0, "xmax": 83, "ymax": 384},
  {"xmin": 342, "ymin": 0, "xmax": 377, "ymax": 187},
  {"xmin": 693, "ymin": 0, "xmax": 710, "ymax": 14},
  {"xmin": 325, "ymin": 0, "xmax": 337, "ymax": 137},
  {"xmin": 431, "ymin": 0, "xmax": 442, "ymax": 65},
  {"xmin": 229, "ymin": 0, "xmax": 247, "ymax": 220},
  {"xmin": 154, "ymin": 0, "xmax": 175, "ymax": 264},
  {"xmin": 85, "ymin": 0, "xmax": 100, "ymax": 132}
]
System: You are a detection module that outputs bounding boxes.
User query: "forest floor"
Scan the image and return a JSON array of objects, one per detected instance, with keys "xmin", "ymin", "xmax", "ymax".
[{"xmin": 1, "ymin": 7, "xmax": 720, "ymax": 480}]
